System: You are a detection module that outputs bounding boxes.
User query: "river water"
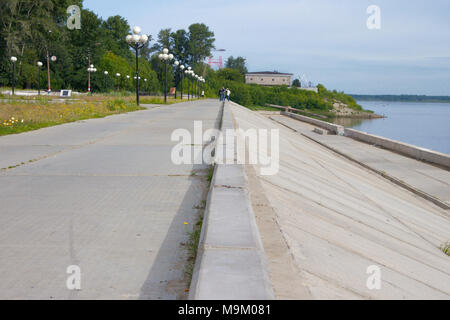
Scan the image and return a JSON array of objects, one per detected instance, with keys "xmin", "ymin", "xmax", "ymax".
[{"xmin": 331, "ymin": 101, "xmax": 450, "ymax": 155}]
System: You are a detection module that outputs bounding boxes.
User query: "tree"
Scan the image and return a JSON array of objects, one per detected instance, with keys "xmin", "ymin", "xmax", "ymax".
[
  {"xmin": 100, "ymin": 15, "xmax": 132, "ymax": 59},
  {"xmin": 225, "ymin": 56, "xmax": 248, "ymax": 75},
  {"xmin": 292, "ymin": 79, "xmax": 301, "ymax": 87},
  {"xmin": 187, "ymin": 23, "xmax": 215, "ymax": 65},
  {"xmin": 171, "ymin": 29, "xmax": 189, "ymax": 65},
  {"xmin": 152, "ymin": 28, "xmax": 172, "ymax": 52},
  {"xmin": 216, "ymin": 68, "xmax": 244, "ymax": 82}
]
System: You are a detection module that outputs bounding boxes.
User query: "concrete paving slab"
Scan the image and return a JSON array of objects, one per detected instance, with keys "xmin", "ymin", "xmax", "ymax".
[
  {"xmin": 0, "ymin": 99, "xmax": 221, "ymax": 300},
  {"xmin": 193, "ymin": 249, "xmax": 273, "ymax": 300}
]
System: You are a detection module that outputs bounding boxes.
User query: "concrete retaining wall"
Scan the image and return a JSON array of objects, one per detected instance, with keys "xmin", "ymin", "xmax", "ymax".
[
  {"xmin": 189, "ymin": 102, "xmax": 274, "ymax": 300},
  {"xmin": 282, "ymin": 111, "xmax": 344, "ymax": 135},
  {"xmin": 267, "ymin": 106, "xmax": 449, "ymax": 169},
  {"xmin": 344, "ymin": 128, "xmax": 450, "ymax": 169},
  {"xmin": 265, "ymin": 104, "xmax": 344, "ymax": 135}
]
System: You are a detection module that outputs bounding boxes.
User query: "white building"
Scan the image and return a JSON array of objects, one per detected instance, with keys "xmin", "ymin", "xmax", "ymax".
[{"xmin": 245, "ymin": 71, "xmax": 293, "ymax": 86}]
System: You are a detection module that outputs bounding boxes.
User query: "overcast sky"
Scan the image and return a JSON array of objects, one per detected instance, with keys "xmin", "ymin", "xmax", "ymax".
[{"xmin": 84, "ymin": 0, "xmax": 450, "ymax": 95}]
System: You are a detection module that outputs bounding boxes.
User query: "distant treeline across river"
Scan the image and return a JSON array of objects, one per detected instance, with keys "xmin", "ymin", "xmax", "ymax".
[{"xmin": 350, "ymin": 94, "xmax": 450, "ymax": 103}]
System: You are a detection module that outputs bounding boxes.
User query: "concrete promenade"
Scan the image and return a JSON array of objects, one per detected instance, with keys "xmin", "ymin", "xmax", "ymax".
[
  {"xmin": 230, "ymin": 102, "xmax": 450, "ymax": 299},
  {"xmin": 0, "ymin": 99, "xmax": 221, "ymax": 299},
  {"xmin": 269, "ymin": 114, "xmax": 450, "ymax": 208}
]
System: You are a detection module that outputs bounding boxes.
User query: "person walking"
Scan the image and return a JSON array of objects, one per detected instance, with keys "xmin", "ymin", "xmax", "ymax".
[
  {"xmin": 219, "ymin": 87, "xmax": 225, "ymax": 101},
  {"xmin": 226, "ymin": 88, "xmax": 231, "ymax": 101}
]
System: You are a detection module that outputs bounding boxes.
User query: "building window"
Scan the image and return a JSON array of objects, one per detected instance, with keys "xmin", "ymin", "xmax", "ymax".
[{"xmin": 272, "ymin": 79, "xmax": 275, "ymax": 81}]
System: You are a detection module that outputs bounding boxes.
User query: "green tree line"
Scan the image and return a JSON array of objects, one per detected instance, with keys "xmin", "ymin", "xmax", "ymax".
[
  {"xmin": 204, "ymin": 67, "xmax": 362, "ymax": 111},
  {"xmin": 0, "ymin": 0, "xmax": 215, "ymax": 94}
]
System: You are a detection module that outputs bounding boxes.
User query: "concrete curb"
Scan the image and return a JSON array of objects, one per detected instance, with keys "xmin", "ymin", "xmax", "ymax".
[
  {"xmin": 282, "ymin": 111, "xmax": 344, "ymax": 135},
  {"xmin": 273, "ymin": 109, "xmax": 450, "ymax": 170},
  {"xmin": 344, "ymin": 128, "xmax": 450, "ymax": 169},
  {"xmin": 189, "ymin": 102, "xmax": 274, "ymax": 300}
]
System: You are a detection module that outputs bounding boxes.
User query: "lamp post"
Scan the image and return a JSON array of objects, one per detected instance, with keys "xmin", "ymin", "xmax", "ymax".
[
  {"xmin": 103, "ymin": 71, "xmax": 109, "ymax": 93},
  {"xmin": 87, "ymin": 64, "xmax": 97, "ymax": 94},
  {"xmin": 173, "ymin": 60, "xmax": 179, "ymax": 99},
  {"xmin": 194, "ymin": 74, "xmax": 198, "ymax": 99},
  {"xmin": 186, "ymin": 67, "xmax": 193, "ymax": 100},
  {"xmin": 158, "ymin": 48, "xmax": 174, "ymax": 104},
  {"xmin": 37, "ymin": 61, "xmax": 43, "ymax": 96},
  {"xmin": 144, "ymin": 78, "xmax": 147, "ymax": 95},
  {"xmin": 202, "ymin": 78, "xmax": 206, "ymax": 98},
  {"xmin": 179, "ymin": 65, "xmax": 185, "ymax": 100},
  {"xmin": 10, "ymin": 56, "xmax": 17, "ymax": 95},
  {"xmin": 115, "ymin": 73, "xmax": 121, "ymax": 91},
  {"xmin": 126, "ymin": 26, "xmax": 149, "ymax": 106},
  {"xmin": 195, "ymin": 75, "xmax": 199, "ymax": 98},
  {"xmin": 192, "ymin": 73, "xmax": 195, "ymax": 99},
  {"xmin": 46, "ymin": 54, "xmax": 56, "ymax": 94},
  {"xmin": 185, "ymin": 69, "xmax": 189, "ymax": 100}
]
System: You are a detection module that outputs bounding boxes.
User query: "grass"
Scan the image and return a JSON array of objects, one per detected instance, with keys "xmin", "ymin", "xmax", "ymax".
[
  {"xmin": 184, "ymin": 165, "xmax": 214, "ymax": 285},
  {"xmin": 0, "ymin": 98, "xmax": 144, "ymax": 136},
  {"xmin": 245, "ymin": 105, "xmax": 280, "ymax": 112},
  {"xmin": 139, "ymin": 97, "xmax": 184, "ymax": 105},
  {"xmin": 441, "ymin": 241, "xmax": 450, "ymax": 256},
  {"xmin": 207, "ymin": 164, "xmax": 215, "ymax": 182},
  {"xmin": 184, "ymin": 215, "xmax": 204, "ymax": 282}
]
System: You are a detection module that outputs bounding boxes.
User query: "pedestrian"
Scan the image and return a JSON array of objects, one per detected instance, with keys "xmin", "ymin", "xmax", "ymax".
[
  {"xmin": 226, "ymin": 88, "xmax": 231, "ymax": 101},
  {"xmin": 219, "ymin": 87, "xmax": 225, "ymax": 101},
  {"xmin": 201, "ymin": 90, "xmax": 205, "ymax": 98}
]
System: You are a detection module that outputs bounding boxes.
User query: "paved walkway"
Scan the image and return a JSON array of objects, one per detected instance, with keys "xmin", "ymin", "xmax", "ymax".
[
  {"xmin": 230, "ymin": 102, "xmax": 450, "ymax": 299},
  {"xmin": 0, "ymin": 99, "xmax": 221, "ymax": 299},
  {"xmin": 269, "ymin": 114, "xmax": 450, "ymax": 207}
]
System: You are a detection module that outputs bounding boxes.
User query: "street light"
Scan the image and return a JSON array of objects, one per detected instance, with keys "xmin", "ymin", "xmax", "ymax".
[
  {"xmin": 173, "ymin": 60, "xmax": 180, "ymax": 99},
  {"xmin": 103, "ymin": 71, "xmax": 109, "ymax": 93},
  {"xmin": 158, "ymin": 48, "xmax": 174, "ymax": 104},
  {"xmin": 202, "ymin": 78, "xmax": 206, "ymax": 98},
  {"xmin": 193, "ymin": 73, "xmax": 198, "ymax": 99},
  {"xmin": 186, "ymin": 67, "xmax": 193, "ymax": 100},
  {"xmin": 46, "ymin": 54, "xmax": 56, "ymax": 94},
  {"xmin": 179, "ymin": 65, "xmax": 185, "ymax": 100},
  {"xmin": 195, "ymin": 74, "xmax": 199, "ymax": 98},
  {"xmin": 192, "ymin": 73, "xmax": 196, "ymax": 99},
  {"xmin": 126, "ymin": 26, "xmax": 149, "ymax": 106},
  {"xmin": 37, "ymin": 61, "xmax": 43, "ymax": 96},
  {"xmin": 10, "ymin": 56, "xmax": 17, "ymax": 95},
  {"xmin": 116, "ymin": 73, "xmax": 121, "ymax": 91},
  {"xmin": 87, "ymin": 64, "xmax": 97, "ymax": 94},
  {"xmin": 144, "ymin": 78, "xmax": 147, "ymax": 95}
]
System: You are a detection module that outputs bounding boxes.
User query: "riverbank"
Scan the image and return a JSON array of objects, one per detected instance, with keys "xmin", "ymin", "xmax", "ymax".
[
  {"xmin": 263, "ymin": 103, "xmax": 384, "ymax": 123},
  {"xmin": 346, "ymin": 100, "xmax": 450, "ymax": 155}
]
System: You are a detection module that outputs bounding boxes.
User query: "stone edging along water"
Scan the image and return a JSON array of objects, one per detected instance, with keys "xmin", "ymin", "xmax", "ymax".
[
  {"xmin": 188, "ymin": 102, "xmax": 274, "ymax": 300},
  {"xmin": 343, "ymin": 128, "xmax": 450, "ymax": 169},
  {"xmin": 268, "ymin": 104, "xmax": 450, "ymax": 170}
]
